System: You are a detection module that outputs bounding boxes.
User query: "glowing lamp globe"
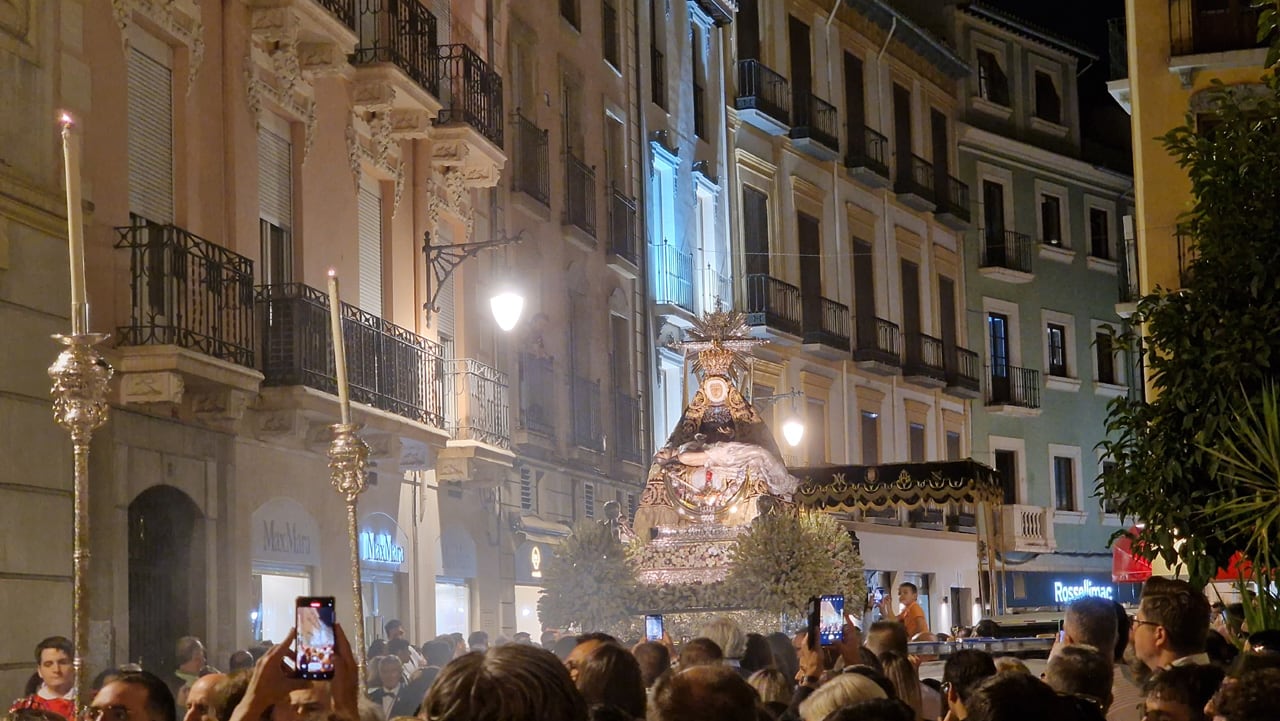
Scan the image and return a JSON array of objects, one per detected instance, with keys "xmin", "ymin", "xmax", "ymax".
[
  {"xmin": 782, "ymin": 416, "xmax": 805, "ymax": 447},
  {"xmin": 490, "ymin": 290, "xmax": 524, "ymax": 331}
]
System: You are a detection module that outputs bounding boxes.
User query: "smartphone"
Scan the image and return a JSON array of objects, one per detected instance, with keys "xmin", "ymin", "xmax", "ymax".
[
  {"xmin": 819, "ymin": 594, "xmax": 845, "ymax": 646},
  {"xmin": 295, "ymin": 596, "xmax": 336, "ymax": 680},
  {"xmin": 645, "ymin": 614, "xmax": 664, "ymax": 642}
]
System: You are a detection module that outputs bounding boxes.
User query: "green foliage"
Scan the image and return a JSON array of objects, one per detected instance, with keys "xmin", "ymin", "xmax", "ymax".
[
  {"xmin": 726, "ymin": 511, "xmax": 865, "ymax": 616},
  {"xmin": 1097, "ymin": 76, "xmax": 1280, "ymax": 587},
  {"xmin": 1262, "ymin": 2, "xmax": 1280, "ymax": 70},
  {"xmin": 537, "ymin": 521, "xmax": 636, "ymax": 632}
]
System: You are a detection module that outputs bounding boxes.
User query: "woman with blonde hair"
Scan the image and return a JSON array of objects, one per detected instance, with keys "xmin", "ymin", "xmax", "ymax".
[
  {"xmin": 878, "ymin": 651, "xmax": 923, "ymax": 720},
  {"xmin": 747, "ymin": 668, "xmax": 792, "ymax": 713},
  {"xmin": 796, "ymin": 672, "xmax": 887, "ymax": 721}
]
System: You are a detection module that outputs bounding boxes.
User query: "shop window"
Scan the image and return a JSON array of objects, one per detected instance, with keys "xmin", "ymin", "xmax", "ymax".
[{"xmin": 435, "ymin": 578, "xmax": 471, "ymax": 635}]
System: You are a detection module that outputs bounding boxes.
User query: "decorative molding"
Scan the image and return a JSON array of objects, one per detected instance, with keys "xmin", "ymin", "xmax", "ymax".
[
  {"xmin": 346, "ymin": 116, "xmax": 362, "ymax": 190},
  {"xmin": 244, "ymin": 6, "xmax": 321, "ymax": 162},
  {"xmin": 119, "ymin": 371, "xmax": 185, "ymax": 405},
  {"xmin": 393, "ymin": 160, "xmax": 406, "ymax": 214},
  {"xmin": 426, "ymin": 169, "xmax": 475, "ymax": 241},
  {"xmin": 112, "ymin": 0, "xmax": 205, "ymax": 95}
]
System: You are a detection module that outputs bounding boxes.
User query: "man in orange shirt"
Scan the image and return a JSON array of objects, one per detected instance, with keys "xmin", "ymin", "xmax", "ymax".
[{"xmin": 890, "ymin": 582, "xmax": 930, "ymax": 639}]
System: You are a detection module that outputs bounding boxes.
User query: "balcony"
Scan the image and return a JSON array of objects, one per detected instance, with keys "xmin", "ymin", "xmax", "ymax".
[
  {"xmin": 853, "ymin": 317, "xmax": 902, "ymax": 375},
  {"xmin": 944, "ymin": 347, "xmax": 982, "ymax": 399},
  {"xmin": 314, "ymin": 0, "xmax": 358, "ymax": 31},
  {"xmin": 907, "ymin": 506, "xmax": 945, "ymax": 531},
  {"xmin": 845, "ymin": 125, "xmax": 890, "ymax": 188},
  {"xmin": 904, "ymin": 332, "xmax": 947, "ymax": 388},
  {"xmin": 257, "ymin": 283, "xmax": 448, "ymax": 430},
  {"xmin": 735, "ymin": 59, "xmax": 791, "ymax": 136},
  {"xmin": 790, "ymin": 91, "xmax": 840, "ymax": 160},
  {"xmin": 571, "ymin": 374, "xmax": 604, "ymax": 453},
  {"xmin": 563, "ymin": 153, "xmax": 597, "ymax": 242},
  {"xmin": 352, "ymin": 0, "xmax": 442, "ymax": 119},
  {"xmin": 432, "ymin": 43, "xmax": 505, "ymax": 187},
  {"xmin": 607, "ymin": 185, "xmax": 639, "ymax": 276},
  {"xmin": 802, "ymin": 296, "xmax": 851, "ymax": 357},
  {"xmin": 613, "ymin": 391, "xmax": 643, "ymax": 465},
  {"xmin": 511, "ymin": 111, "xmax": 549, "ymax": 207},
  {"xmin": 516, "ymin": 353, "xmax": 555, "ymax": 441},
  {"xmin": 691, "ymin": 0, "xmax": 737, "ymax": 26},
  {"xmin": 700, "ymin": 266, "xmax": 733, "ymax": 310},
  {"xmin": 895, "ymin": 154, "xmax": 936, "ymax": 212},
  {"xmin": 999, "ymin": 504, "xmax": 1057, "ymax": 554},
  {"xmin": 1116, "ymin": 239, "xmax": 1140, "ymax": 318},
  {"xmin": 653, "ymin": 243, "xmax": 695, "ymax": 315},
  {"xmin": 744, "ymin": 273, "xmax": 803, "ymax": 339},
  {"xmin": 986, "ymin": 365, "xmax": 1042, "ymax": 416},
  {"xmin": 935, "ymin": 175, "xmax": 971, "ymax": 230},
  {"xmin": 979, "ymin": 228, "xmax": 1034, "ymax": 283},
  {"xmin": 1170, "ymin": 0, "xmax": 1268, "ymax": 57},
  {"xmin": 1106, "ymin": 18, "xmax": 1132, "ymax": 113},
  {"xmin": 114, "ymin": 222, "xmax": 262, "ymax": 422},
  {"xmin": 444, "ymin": 358, "xmax": 510, "ymax": 449}
]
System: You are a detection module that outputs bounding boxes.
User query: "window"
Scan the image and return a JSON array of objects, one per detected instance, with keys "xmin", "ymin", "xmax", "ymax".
[
  {"xmin": 909, "ymin": 423, "xmax": 926, "ymax": 463},
  {"xmin": 258, "ymin": 127, "xmax": 293, "ymax": 285},
  {"xmin": 1034, "ymin": 71, "xmax": 1062, "ymax": 124},
  {"xmin": 1040, "ymin": 194, "xmax": 1062, "ymax": 246},
  {"xmin": 806, "ymin": 399, "xmax": 826, "ymax": 466},
  {"xmin": 357, "ymin": 180, "xmax": 383, "ymax": 315},
  {"xmin": 650, "ymin": 0, "xmax": 665, "ymax": 109},
  {"xmin": 976, "ymin": 49, "xmax": 1009, "ymax": 106},
  {"xmin": 560, "ymin": 0, "xmax": 579, "ymax": 29},
  {"xmin": 1100, "ymin": 461, "xmax": 1118, "ymax": 515},
  {"xmin": 1096, "ymin": 330, "xmax": 1118, "ymax": 385},
  {"xmin": 562, "ymin": 71, "xmax": 584, "ymax": 154},
  {"xmin": 742, "ymin": 185, "xmax": 770, "ymax": 276},
  {"xmin": 509, "ymin": 25, "xmax": 537, "ymax": 113},
  {"xmin": 520, "ymin": 467, "xmax": 535, "ymax": 511},
  {"xmin": 127, "ymin": 45, "xmax": 175, "ymax": 225},
  {"xmin": 583, "ymin": 482, "xmax": 595, "ymax": 520},
  {"xmin": 691, "ymin": 24, "xmax": 706, "ymax": 139},
  {"xmin": 994, "ymin": 449, "xmax": 1018, "ymax": 504},
  {"xmin": 1047, "ymin": 323, "xmax": 1067, "ymax": 377},
  {"xmin": 1089, "ymin": 208, "xmax": 1111, "ymax": 260},
  {"xmin": 988, "ymin": 313, "xmax": 1009, "ymax": 376},
  {"xmin": 860, "ymin": 411, "xmax": 879, "ymax": 464},
  {"xmin": 1053, "ymin": 456, "xmax": 1077, "ymax": 511},
  {"xmin": 627, "ymin": 492, "xmax": 637, "ymax": 520},
  {"xmin": 602, "ymin": 0, "xmax": 620, "ymax": 68},
  {"xmin": 945, "ymin": 431, "xmax": 962, "ymax": 461}
]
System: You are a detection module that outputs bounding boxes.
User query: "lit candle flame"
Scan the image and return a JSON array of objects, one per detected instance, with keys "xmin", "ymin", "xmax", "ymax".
[
  {"xmin": 59, "ymin": 112, "xmax": 74, "ymax": 128},
  {"xmin": 328, "ymin": 267, "xmax": 337, "ymax": 278}
]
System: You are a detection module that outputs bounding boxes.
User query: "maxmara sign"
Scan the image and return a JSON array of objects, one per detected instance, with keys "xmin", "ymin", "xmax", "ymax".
[
  {"xmin": 359, "ymin": 512, "xmax": 410, "ymax": 573},
  {"xmin": 1052, "ymin": 579, "xmax": 1115, "ymax": 604},
  {"xmin": 252, "ymin": 498, "xmax": 320, "ymax": 566}
]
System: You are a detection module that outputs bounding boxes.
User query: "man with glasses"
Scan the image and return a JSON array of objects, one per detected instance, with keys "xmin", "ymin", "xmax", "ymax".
[
  {"xmin": 940, "ymin": 649, "xmax": 996, "ymax": 721},
  {"xmin": 1131, "ymin": 578, "xmax": 1211, "ymax": 671},
  {"xmin": 86, "ymin": 671, "xmax": 176, "ymax": 721}
]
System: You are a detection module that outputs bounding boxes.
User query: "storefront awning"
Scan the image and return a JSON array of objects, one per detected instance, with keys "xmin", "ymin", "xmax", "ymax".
[
  {"xmin": 1111, "ymin": 529, "xmax": 1153, "ymax": 583},
  {"xmin": 791, "ymin": 460, "xmax": 1002, "ymax": 511}
]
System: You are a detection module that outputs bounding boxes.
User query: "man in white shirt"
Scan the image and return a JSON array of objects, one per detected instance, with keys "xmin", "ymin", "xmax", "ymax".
[{"xmin": 1130, "ymin": 578, "xmax": 1212, "ymax": 671}]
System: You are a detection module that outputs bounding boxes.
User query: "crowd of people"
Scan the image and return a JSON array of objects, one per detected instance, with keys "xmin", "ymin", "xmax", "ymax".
[{"xmin": 7, "ymin": 578, "xmax": 1280, "ymax": 721}]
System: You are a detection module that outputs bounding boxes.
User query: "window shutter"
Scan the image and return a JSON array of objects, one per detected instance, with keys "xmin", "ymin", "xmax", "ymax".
[
  {"xmin": 258, "ymin": 128, "xmax": 292, "ymax": 228},
  {"xmin": 357, "ymin": 182, "xmax": 383, "ymax": 316},
  {"xmin": 127, "ymin": 47, "xmax": 174, "ymax": 224}
]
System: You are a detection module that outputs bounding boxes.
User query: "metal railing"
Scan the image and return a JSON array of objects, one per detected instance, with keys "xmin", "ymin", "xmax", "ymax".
[
  {"xmin": 316, "ymin": 0, "xmax": 358, "ymax": 32},
  {"xmin": 613, "ymin": 391, "xmax": 642, "ymax": 464},
  {"xmin": 804, "ymin": 296, "xmax": 851, "ymax": 350},
  {"xmin": 854, "ymin": 316, "xmax": 901, "ymax": 366},
  {"xmin": 896, "ymin": 153, "xmax": 935, "ymax": 199},
  {"xmin": 352, "ymin": 0, "xmax": 439, "ymax": 97},
  {"xmin": 512, "ymin": 111, "xmax": 549, "ymax": 205},
  {"xmin": 257, "ymin": 283, "xmax": 446, "ymax": 428},
  {"xmin": 986, "ymin": 364, "xmax": 1041, "ymax": 409},
  {"xmin": 744, "ymin": 273, "xmax": 802, "ymax": 337},
  {"xmin": 1170, "ymin": 0, "xmax": 1268, "ymax": 56},
  {"xmin": 1107, "ymin": 18, "xmax": 1128, "ymax": 80},
  {"xmin": 607, "ymin": 185, "xmax": 638, "ymax": 265},
  {"xmin": 653, "ymin": 243, "xmax": 694, "ymax": 311},
  {"xmin": 980, "ymin": 228, "xmax": 1033, "ymax": 274},
  {"xmin": 845, "ymin": 125, "xmax": 889, "ymax": 178},
  {"xmin": 564, "ymin": 153, "xmax": 597, "ymax": 237},
  {"xmin": 435, "ymin": 43, "xmax": 504, "ymax": 149},
  {"xmin": 939, "ymin": 175, "xmax": 971, "ymax": 223},
  {"xmin": 905, "ymin": 332, "xmax": 946, "ymax": 380},
  {"xmin": 446, "ymin": 358, "xmax": 510, "ymax": 448},
  {"xmin": 792, "ymin": 91, "xmax": 839, "ymax": 150},
  {"xmin": 947, "ymin": 347, "xmax": 981, "ymax": 392},
  {"xmin": 735, "ymin": 59, "xmax": 791, "ymax": 126},
  {"xmin": 701, "ymin": 266, "xmax": 733, "ymax": 309},
  {"xmin": 518, "ymin": 353, "xmax": 555, "ymax": 436},
  {"xmin": 116, "ymin": 222, "xmax": 256, "ymax": 367},
  {"xmin": 571, "ymin": 374, "xmax": 603, "ymax": 451}
]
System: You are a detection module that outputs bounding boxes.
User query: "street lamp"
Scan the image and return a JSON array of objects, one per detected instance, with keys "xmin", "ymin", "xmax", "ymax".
[
  {"xmin": 755, "ymin": 388, "xmax": 807, "ymax": 448},
  {"xmin": 423, "ymin": 229, "xmax": 527, "ymax": 329}
]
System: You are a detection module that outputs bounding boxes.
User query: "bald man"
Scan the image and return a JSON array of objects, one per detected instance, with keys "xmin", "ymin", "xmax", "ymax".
[{"xmin": 183, "ymin": 674, "xmax": 225, "ymax": 721}]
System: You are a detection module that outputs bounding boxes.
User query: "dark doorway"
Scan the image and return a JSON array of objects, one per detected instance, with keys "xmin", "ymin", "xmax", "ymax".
[
  {"xmin": 743, "ymin": 186, "xmax": 770, "ymax": 277},
  {"xmin": 129, "ymin": 485, "xmax": 206, "ymax": 672},
  {"xmin": 798, "ymin": 213, "xmax": 822, "ymax": 335},
  {"xmin": 737, "ymin": 0, "xmax": 760, "ymax": 61},
  {"xmin": 788, "ymin": 16, "xmax": 812, "ymax": 93},
  {"xmin": 939, "ymin": 276, "xmax": 958, "ymax": 368},
  {"xmin": 892, "ymin": 83, "xmax": 912, "ymax": 180},
  {"xmin": 853, "ymin": 238, "xmax": 876, "ymax": 345}
]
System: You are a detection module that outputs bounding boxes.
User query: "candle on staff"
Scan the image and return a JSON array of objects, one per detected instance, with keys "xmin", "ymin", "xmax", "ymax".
[
  {"xmin": 60, "ymin": 112, "xmax": 88, "ymax": 335},
  {"xmin": 327, "ymin": 269, "xmax": 352, "ymax": 425}
]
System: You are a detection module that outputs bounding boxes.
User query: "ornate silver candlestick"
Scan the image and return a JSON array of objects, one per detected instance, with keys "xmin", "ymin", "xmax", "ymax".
[{"xmin": 328, "ymin": 422, "xmax": 370, "ymax": 692}]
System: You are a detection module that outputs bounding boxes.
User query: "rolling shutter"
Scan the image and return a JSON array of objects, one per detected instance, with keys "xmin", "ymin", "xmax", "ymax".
[
  {"xmin": 127, "ymin": 47, "xmax": 174, "ymax": 224},
  {"xmin": 357, "ymin": 181, "xmax": 383, "ymax": 316},
  {"xmin": 258, "ymin": 128, "xmax": 292, "ymax": 228}
]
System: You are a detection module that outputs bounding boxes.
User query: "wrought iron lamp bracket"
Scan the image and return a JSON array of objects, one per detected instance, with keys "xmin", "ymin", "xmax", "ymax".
[{"xmin": 422, "ymin": 229, "xmax": 528, "ymax": 325}]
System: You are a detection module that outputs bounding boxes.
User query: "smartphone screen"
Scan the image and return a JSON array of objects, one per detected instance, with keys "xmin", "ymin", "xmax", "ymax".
[
  {"xmin": 819, "ymin": 594, "xmax": 845, "ymax": 646},
  {"xmin": 645, "ymin": 614, "xmax": 664, "ymax": 642},
  {"xmin": 295, "ymin": 596, "xmax": 336, "ymax": 680}
]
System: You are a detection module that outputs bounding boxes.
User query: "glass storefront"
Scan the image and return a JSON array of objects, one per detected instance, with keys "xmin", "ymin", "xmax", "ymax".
[
  {"xmin": 251, "ymin": 499, "xmax": 320, "ymax": 644},
  {"xmin": 435, "ymin": 578, "xmax": 470, "ymax": 635},
  {"xmin": 253, "ymin": 571, "xmax": 311, "ymax": 643},
  {"xmin": 513, "ymin": 584, "xmax": 542, "ymax": 638}
]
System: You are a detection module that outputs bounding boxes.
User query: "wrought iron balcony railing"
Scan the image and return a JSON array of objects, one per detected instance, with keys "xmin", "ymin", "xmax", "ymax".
[
  {"xmin": 257, "ymin": 283, "xmax": 446, "ymax": 427},
  {"xmin": 947, "ymin": 347, "xmax": 981, "ymax": 393},
  {"xmin": 896, "ymin": 153, "xmax": 935, "ymax": 199},
  {"xmin": 613, "ymin": 391, "xmax": 642, "ymax": 464},
  {"xmin": 564, "ymin": 153, "xmax": 597, "ymax": 237},
  {"xmin": 803, "ymin": 296, "xmax": 851, "ymax": 350},
  {"xmin": 845, "ymin": 125, "xmax": 889, "ymax": 179},
  {"xmin": 791, "ymin": 90, "xmax": 839, "ymax": 150},
  {"xmin": 511, "ymin": 111, "xmax": 549, "ymax": 206},
  {"xmin": 980, "ymin": 228, "xmax": 1034, "ymax": 274},
  {"xmin": 116, "ymin": 222, "xmax": 256, "ymax": 367},
  {"xmin": 352, "ymin": 0, "xmax": 440, "ymax": 97},
  {"xmin": 735, "ymin": 59, "xmax": 791, "ymax": 126},
  {"xmin": 854, "ymin": 316, "xmax": 901, "ymax": 366},
  {"xmin": 435, "ymin": 43, "xmax": 503, "ymax": 149},
  {"xmin": 518, "ymin": 353, "xmax": 555, "ymax": 436},
  {"xmin": 445, "ymin": 358, "xmax": 510, "ymax": 448},
  {"xmin": 1170, "ymin": 0, "xmax": 1269, "ymax": 56},
  {"xmin": 653, "ymin": 243, "xmax": 694, "ymax": 311},
  {"xmin": 939, "ymin": 175, "xmax": 970, "ymax": 223},
  {"xmin": 607, "ymin": 185, "xmax": 639, "ymax": 265},
  {"xmin": 316, "ymin": 0, "xmax": 358, "ymax": 33},
  {"xmin": 571, "ymin": 374, "xmax": 604, "ymax": 452},
  {"xmin": 904, "ymin": 332, "xmax": 946, "ymax": 380},
  {"xmin": 986, "ymin": 364, "xmax": 1041, "ymax": 410},
  {"xmin": 744, "ymin": 273, "xmax": 802, "ymax": 337}
]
